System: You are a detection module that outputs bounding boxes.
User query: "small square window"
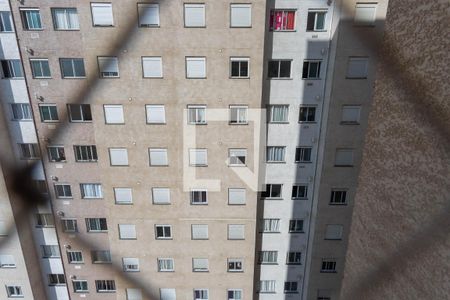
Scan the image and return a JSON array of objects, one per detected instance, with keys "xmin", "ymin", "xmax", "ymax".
[
  {"xmin": 91, "ymin": 3, "xmax": 114, "ymax": 26},
  {"xmin": 228, "ymin": 188, "xmax": 246, "ymax": 205},
  {"xmin": 330, "ymin": 190, "xmax": 347, "ymax": 205},
  {"xmin": 229, "ymin": 105, "xmax": 248, "ymax": 124},
  {"xmin": 325, "ymin": 224, "xmax": 343, "ymax": 240},
  {"xmin": 55, "ymin": 184, "xmax": 72, "ymax": 198},
  {"xmin": 286, "ymin": 252, "xmax": 302, "ymax": 265},
  {"xmin": 74, "ymin": 145, "xmax": 97, "ymax": 162},
  {"xmin": 292, "ymin": 185, "xmax": 308, "ymax": 199},
  {"xmin": 191, "ymin": 224, "xmax": 208, "ymax": 240},
  {"xmin": 228, "ymin": 289, "xmax": 242, "ymax": 300},
  {"xmin": 0, "ymin": 255, "xmax": 16, "ymax": 268},
  {"xmin": 152, "ymin": 188, "xmax": 171, "ymax": 204},
  {"xmin": 60, "ymin": 58, "xmax": 85, "ymax": 78},
  {"xmin": 155, "ymin": 225, "xmax": 172, "ymax": 239},
  {"xmin": 184, "ymin": 4, "xmax": 205, "ymax": 27},
  {"xmin": 72, "ymin": 280, "xmax": 88, "ymax": 293},
  {"xmin": 284, "ymin": 281, "xmax": 298, "ymax": 293},
  {"xmin": 62, "ymin": 219, "xmax": 78, "ymax": 232},
  {"xmin": 335, "ymin": 148, "xmax": 354, "ymax": 166},
  {"xmin": 47, "ymin": 146, "xmax": 66, "ymax": 162},
  {"xmin": 67, "ymin": 251, "xmax": 83, "ymax": 263},
  {"xmin": 187, "ymin": 105, "xmax": 206, "ymax": 124},
  {"xmin": 0, "ymin": 12, "xmax": 13, "ymax": 32},
  {"xmin": 114, "ymin": 188, "xmax": 133, "ymax": 204},
  {"xmin": 189, "ymin": 149, "xmax": 207, "ymax": 166},
  {"xmin": 346, "ymin": 57, "xmax": 369, "ymax": 79},
  {"xmin": 266, "ymin": 146, "xmax": 285, "ymax": 162},
  {"xmin": 299, "ymin": 106, "xmax": 316, "ymax": 122},
  {"xmin": 123, "ymin": 257, "xmax": 139, "ymax": 272},
  {"xmin": 307, "ymin": 10, "xmax": 327, "ymax": 31},
  {"xmin": 302, "ymin": 60, "xmax": 322, "ymax": 79},
  {"xmin": 229, "ymin": 149, "xmax": 247, "ymax": 166},
  {"xmin": 118, "ymin": 224, "xmax": 136, "ymax": 240},
  {"xmin": 228, "ymin": 224, "xmax": 245, "ymax": 240},
  {"xmin": 227, "ymin": 258, "xmax": 243, "ymax": 272},
  {"xmin": 341, "ymin": 105, "xmax": 361, "ymax": 124},
  {"xmin": 157, "ymin": 258, "xmax": 174, "ymax": 272},
  {"xmin": 268, "ymin": 105, "xmax": 289, "ymax": 123},
  {"xmin": 354, "ymin": 3, "xmax": 377, "ymax": 26},
  {"xmin": 191, "ymin": 189, "xmax": 207, "ymax": 205},
  {"xmin": 39, "ymin": 104, "xmax": 59, "ymax": 122},
  {"xmin": 30, "ymin": 59, "xmax": 51, "ymax": 78},
  {"xmin": 52, "ymin": 8, "xmax": 79, "ymax": 30},
  {"xmin": 230, "ymin": 57, "xmax": 249, "ymax": 78},
  {"xmin": 68, "ymin": 104, "xmax": 92, "ymax": 122},
  {"xmin": 6, "ymin": 285, "xmax": 23, "ymax": 297},
  {"xmin": 289, "ymin": 219, "xmax": 304, "ymax": 233},
  {"xmin": 149, "ymin": 148, "xmax": 168, "ymax": 166},
  {"xmin": 268, "ymin": 60, "xmax": 291, "ymax": 78},
  {"xmin": 230, "ymin": 4, "xmax": 251, "ymax": 27},
  {"xmin": 321, "ymin": 259, "xmax": 337, "ymax": 273},
  {"xmin": 98, "ymin": 57, "xmax": 119, "ymax": 78},
  {"xmin": 109, "ymin": 148, "xmax": 129, "ymax": 166},
  {"xmin": 104, "ymin": 104, "xmax": 124, "ymax": 124},
  {"xmin": 269, "ymin": 10, "xmax": 295, "ymax": 31},
  {"xmin": 20, "ymin": 9, "xmax": 42, "ymax": 30},
  {"xmin": 261, "ymin": 218, "xmax": 280, "ymax": 233},
  {"xmin": 142, "ymin": 57, "xmax": 163, "ymax": 78},
  {"xmin": 261, "ymin": 184, "xmax": 282, "ymax": 199},
  {"xmin": 192, "ymin": 258, "xmax": 209, "ymax": 272},
  {"xmin": 138, "ymin": 3, "xmax": 159, "ymax": 27},
  {"xmin": 186, "ymin": 57, "xmax": 206, "ymax": 78},
  {"xmin": 295, "ymin": 147, "xmax": 312, "ymax": 163},
  {"xmin": 146, "ymin": 105, "xmax": 166, "ymax": 124}
]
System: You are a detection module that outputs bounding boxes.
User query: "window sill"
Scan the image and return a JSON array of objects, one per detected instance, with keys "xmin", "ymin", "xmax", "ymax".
[
  {"xmin": 261, "ymin": 197, "xmax": 283, "ymax": 201},
  {"xmin": 229, "ymin": 122, "xmax": 249, "ymax": 125},
  {"xmin": 284, "ymin": 291, "xmax": 299, "ymax": 294},
  {"xmin": 266, "ymin": 161, "xmax": 286, "ymax": 164},
  {"xmin": 329, "ymin": 203, "xmax": 348, "ymax": 206},
  {"xmin": 100, "ymin": 76, "xmax": 120, "ymax": 79},
  {"xmin": 299, "ymin": 121, "xmax": 317, "ymax": 124},
  {"xmin": 87, "ymin": 230, "xmax": 108, "ymax": 233},
  {"xmin": 191, "ymin": 203, "xmax": 208, "ymax": 205},
  {"xmin": 189, "ymin": 164, "xmax": 208, "ymax": 167},
  {"xmin": 115, "ymin": 202, "xmax": 133, "ymax": 205},
  {"xmin": 229, "ymin": 76, "xmax": 250, "ymax": 79},
  {"xmin": 69, "ymin": 120, "xmax": 92, "ymax": 123},
  {"xmin": 345, "ymin": 77, "xmax": 368, "ymax": 80},
  {"xmin": 270, "ymin": 29, "xmax": 296, "ymax": 32},
  {"xmin": 334, "ymin": 165, "xmax": 354, "ymax": 167},
  {"xmin": 286, "ymin": 263, "xmax": 302, "ymax": 265},
  {"xmin": 260, "ymin": 231, "xmax": 281, "ymax": 234},
  {"xmin": 185, "ymin": 77, "xmax": 207, "ymax": 79},
  {"xmin": 93, "ymin": 25, "xmax": 115, "ymax": 27},
  {"xmin": 268, "ymin": 121, "xmax": 289, "ymax": 124},
  {"xmin": 324, "ymin": 238, "xmax": 342, "ymax": 241},
  {"xmin": 295, "ymin": 161, "xmax": 313, "ymax": 164},
  {"xmin": 320, "ymin": 270, "xmax": 337, "ymax": 273},
  {"xmin": 291, "ymin": 197, "xmax": 307, "ymax": 200},
  {"xmin": 139, "ymin": 24, "xmax": 160, "ymax": 28},
  {"xmin": 155, "ymin": 238, "xmax": 173, "ymax": 240},
  {"xmin": 228, "ymin": 270, "xmax": 244, "ymax": 273},
  {"xmin": 75, "ymin": 161, "xmax": 98, "ymax": 163},
  {"xmin": 289, "ymin": 231, "xmax": 305, "ymax": 234},
  {"xmin": 54, "ymin": 29, "xmax": 80, "ymax": 31},
  {"xmin": 158, "ymin": 270, "xmax": 174, "ymax": 272},
  {"xmin": 229, "ymin": 164, "xmax": 247, "ymax": 167},
  {"xmin": 259, "ymin": 262, "xmax": 278, "ymax": 265},
  {"xmin": 149, "ymin": 165, "xmax": 169, "ymax": 167},
  {"xmin": 49, "ymin": 160, "xmax": 67, "ymax": 163},
  {"xmin": 259, "ymin": 291, "xmax": 276, "ymax": 294},
  {"xmin": 188, "ymin": 123, "xmax": 207, "ymax": 125},
  {"xmin": 340, "ymin": 121, "xmax": 360, "ymax": 125},
  {"xmin": 62, "ymin": 77, "xmax": 86, "ymax": 79},
  {"xmin": 143, "ymin": 76, "xmax": 164, "ymax": 79},
  {"xmin": 146, "ymin": 122, "xmax": 167, "ymax": 125},
  {"xmin": 306, "ymin": 30, "xmax": 327, "ymax": 33},
  {"xmin": 92, "ymin": 261, "xmax": 112, "ymax": 264},
  {"xmin": 267, "ymin": 77, "xmax": 293, "ymax": 80},
  {"xmin": 33, "ymin": 77, "xmax": 52, "ymax": 79}
]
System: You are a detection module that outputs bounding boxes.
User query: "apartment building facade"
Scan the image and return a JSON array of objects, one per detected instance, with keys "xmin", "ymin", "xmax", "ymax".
[
  {"xmin": 6, "ymin": 0, "xmax": 266, "ymax": 299},
  {"xmin": 0, "ymin": 0, "xmax": 388, "ymax": 299},
  {"xmin": 0, "ymin": 0, "xmax": 69, "ymax": 299}
]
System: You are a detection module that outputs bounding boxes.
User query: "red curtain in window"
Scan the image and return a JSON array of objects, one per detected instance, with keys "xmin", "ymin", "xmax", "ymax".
[{"xmin": 286, "ymin": 11, "xmax": 295, "ymax": 30}]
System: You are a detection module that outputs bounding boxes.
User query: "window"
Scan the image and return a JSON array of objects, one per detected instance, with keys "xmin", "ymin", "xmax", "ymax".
[
  {"xmin": 6, "ymin": 286, "xmax": 23, "ymax": 297},
  {"xmin": 354, "ymin": 3, "xmax": 377, "ymax": 26},
  {"xmin": 0, "ymin": 221, "xmax": 6, "ymax": 236},
  {"xmin": 261, "ymin": 184, "xmax": 282, "ymax": 199},
  {"xmin": 268, "ymin": 105, "xmax": 289, "ymax": 123},
  {"xmin": 230, "ymin": 4, "xmax": 251, "ymax": 27},
  {"xmin": 103, "ymin": 104, "xmax": 124, "ymax": 124},
  {"xmin": 341, "ymin": 105, "xmax": 361, "ymax": 124},
  {"xmin": 325, "ymin": 224, "xmax": 343, "ymax": 240},
  {"xmin": 41, "ymin": 245, "xmax": 60, "ymax": 258},
  {"xmin": 302, "ymin": 60, "xmax": 322, "ymax": 79},
  {"xmin": 98, "ymin": 57, "xmax": 119, "ymax": 78},
  {"xmin": 191, "ymin": 224, "xmax": 208, "ymax": 240},
  {"xmin": 0, "ymin": 12, "xmax": 13, "ymax": 32},
  {"xmin": 228, "ymin": 258, "xmax": 243, "ymax": 272},
  {"xmin": 269, "ymin": 10, "xmax": 295, "ymax": 31},
  {"xmin": 192, "ymin": 258, "xmax": 209, "ymax": 272},
  {"xmin": 194, "ymin": 289, "xmax": 209, "ymax": 300},
  {"xmin": 55, "ymin": 184, "xmax": 72, "ymax": 198},
  {"xmin": 229, "ymin": 149, "xmax": 247, "ymax": 166},
  {"xmin": 74, "ymin": 145, "xmax": 98, "ymax": 162},
  {"xmin": 67, "ymin": 251, "xmax": 83, "ymax": 263},
  {"xmin": 157, "ymin": 258, "xmax": 174, "ymax": 272},
  {"xmin": 229, "ymin": 105, "xmax": 248, "ymax": 124},
  {"xmin": 335, "ymin": 149, "xmax": 354, "ymax": 166},
  {"xmin": 155, "ymin": 225, "xmax": 172, "ymax": 239},
  {"xmin": 73, "ymin": 280, "xmax": 88, "ymax": 293},
  {"xmin": 189, "ymin": 149, "xmax": 207, "ymax": 166},
  {"xmin": 34, "ymin": 180, "xmax": 48, "ymax": 194},
  {"xmin": 52, "ymin": 8, "xmax": 79, "ymax": 30},
  {"xmin": 299, "ymin": 106, "xmax": 316, "ymax": 122},
  {"xmin": 330, "ymin": 190, "xmax": 347, "ymax": 205},
  {"xmin": 317, "ymin": 289, "xmax": 332, "ymax": 300},
  {"xmin": 228, "ymin": 224, "xmax": 245, "ymax": 240},
  {"xmin": 295, "ymin": 147, "xmax": 312, "ymax": 163},
  {"xmin": 91, "ymin": 3, "xmax": 114, "ymax": 26},
  {"xmin": 146, "ymin": 105, "xmax": 166, "ymax": 124},
  {"xmin": 266, "ymin": 146, "xmax": 285, "ymax": 162},
  {"xmin": 259, "ymin": 280, "xmax": 276, "ymax": 293},
  {"xmin": 109, "ymin": 148, "xmax": 129, "ymax": 166},
  {"xmin": 48, "ymin": 274, "xmax": 66, "ymax": 286},
  {"xmin": 48, "ymin": 146, "xmax": 66, "ymax": 162},
  {"xmin": 286, "ymin": 252, "xmax": 301, "ymax": 265},
  {"xmin": 228, "ymin": 188, "xmax": 246, "ymax": 205},
  {"xmin": 114, "ymin": 188, "xmax": 133, "ymax": 204},
  {"xmin": 123, "ymin": 257, "xmax": 139, "ymax": 271},
  {"xmin": 230, "ymin": 57, "xmax": 249, "ymax": 78},
  {"xmin": 95, "ymin": 280, "xmax": 116, "ymax": 292},
  {"xmin": 127, "ymin": 289, "xmax": 143, "ymax": 300},
  {"xmin": 80, "ymin": 183, "xmax": 103, "ymax": 198},
  {"xmin": 289, "ymin": 219, "xmax": 304, "ymax": 233},
  {"xmin": 191, "ymin": 189, "xmax": 207, "ymax": 205},
  {"xmin": 30, "ymin": 59, "xmax": 51, "ymax": 78},
  {"xmin": 138, "ymin": 3, "xmax": 159, "ymax": 27},
  {"xmin": 184, "ymin": 4, "xmax": 205, "ymax": 27},
  {"xmin": 284, "ymin": 281, "xmax": 298, "ymax": 293},
  {"xmin": 187, "ymin": 105, "xmax": 206, "ymax": 124},
  {"xmin": 20, "ymin": 9, "xmax": 42, "ymax": 30},
  {"xmin": 11, "ymin": 104, "xmax": 32, "ymax": 120},
  {"xmin": 62, "ymin": 219, "xmax": 78, "ymax": 233},
  {"xmin": 186, "ymin": 57, "xmax": 206, "ymax": 78},
  {"xmin": 258, "ymin": 251, "xmax": 278, "ymax": 264},
  {"xmin": 85, "ymin": 218, "xmax": 108, "ymax": 232},
  {"xmin": 307, "ymin": 10, "xmax": 327, "ymax": 31},
  {"xmin": 36, "ymin": 213, "xmax": 54, "ymax": 227},
  {"xmin": 1, "ymin": 60, "xmax": 23, "ymax": 78},
  {"xmin": 39, "ymin": 104, "xmax": 58, "ymax": 122},
  {"xmin": 160, "ymin": 288, "xmax": 176, "ymax": 300},
  {"xmin": 119, "ymin": 224, "xmax": 136, "ymax": 240},
  {"xmin": 149, "ymin": 148, "xmax": 168, "ymax": 166},
  {"xmin": 0, "ymin": 255, "xmax": 16, "ymax": 268},
  {"xmin": 261, "ymin": 219, "xmax": 280, "ymax": 233},
  {"xmin": 18, "ymin": 143, "xmax": 40, "ymax": 159},
  {"xmin": 152, "ymin": 188, "xmax": 171, "ymax": 204},
  {"xmin": 292, "ymin": 185, "xmax": 308, "ymax": 199},
  {"xmin": 91, "ymin": 250, "xmax": 111, "ymax": 263},
  {"xmin": 347, "ymin": 57, "xmax": 369, "ymax": 78},
  {"xmin": 60, "ymin": 58, "xmax": 86, "ymax": 78},
  {"xmin": 268, "ymin": 60, "xmax": 291, "ymax": 78},
  {"xmin": 321, "ymin": 259, "xmax": 337, "ymax": 272},
  {"xmin": 68, "ymin": 104, "xmax": 92, "ymax": 122},
  {"xmin": 228, "ymin": 289, "xmax": 242, "ymax": 300},
  {"xmin": 142, "ymin": 57, "xmax": 163, "ymax": 78}
]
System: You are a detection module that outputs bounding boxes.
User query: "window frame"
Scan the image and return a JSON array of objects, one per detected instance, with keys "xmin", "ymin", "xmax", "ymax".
[
  {"xmin": 295, "ymin": 147, "xmax": 313, "ymax": 163},
  {"xmin": 261, "ymin": 184, "xmax": 282, "ymax": 199},
  {"xmin": 137, "ymin": 3, "xmax": 160, "ymax": 27},
  {"xmin": 190, "ymin": 189, "xmax": 208, "ymax": 205},
  {"xmin": 185, "ymin": 56, "xmax": 206, "ymax": 79},
  {"xmin": 62, "ymin": 219, "xmax": 78, "ymax": 233},
  {"xmin": 90, "ymin": 2, "xmax": 114, "ymax": 27},
  {"xmin": 72, "ymin": 280, "xmax": 88, "ymax": 293},
  {"xmin": 267, "ymin": 59, "xmax": 292, "ymax": 79},
  {"xmin": 6, "ymin": 285, "xmax": 23, "ymax": 298},
  {"xmin": 98, "ymin": 56, "xmax": 119, "ymax": 78},
  {"xmin": 51, "ymin": 7, "xmax": 80, "ymax": 30},
  {"xmin": 189, "ymin": 148, "xmax": 208, "ymax": 167},
  {"xmin": 149, "ymin": 148, "xmax": 169, "ymax": 166},
  {"xmin": 266, "ymin": 146, "xmax": 286, "ymax": 163},
  {"xmin": 155, "ymin": 224, "xmax": 172, "ymax": 239},
  {"xmin": 320, "ymin": 259, "xmax": 337, "ymax": 273},
  {"xmin": 306, "ymin": 10, "xmax": 327, "ymax": 32},
  {"xmin": 187, "ymin": 105, "xmax": 207, "ymax": 124},
  {"xmin": 258, "ymin": 250, "xmax": 278, "ymax": 264},
  {"xmin": 67, "ymin": 250, "xmax": 83, "ymax": 264},
  {"xmin": 59, "ymin": 58, "xmax": 86, "ymax": 78},
  {"xmin": 85, "ymin": 217, "xmax": 108, "ymax": 232},
  {"xmin": 1, "ymin": 59, "xmax": 24, "ymax": 79},
  {"xmin": 73, "ymin": 145, "xmax": 98, "ymax": 162},
  {"xmin": 30, "ymin": 58, "xmax": 51, "ymax": 79},
  {"xmin": 227, "ymin": 258, "xmax": 244, "ymax": 272},
  {"xmin": 286, "ymin": 251, "xmax": 302, "ymax": 265},
  {"xmin": 0, "ymin": 11, "xmax": 13, "ymax": 33},
  {"xmin": 268, "ymin": 104, "xmax": 289, "ymax": 123},
  {"xmin": 157, "ymin": 258, "xmax": 174, "ymax": 272},
  {"xmin": 302, "ymin": 60, "xmax": 322, "ymax": 79},
  {"xmin": 229, "ymin": 105, "xmax": 248, "ymax": 125},
  {"xmin": 10, "ymin": 103, "xmax": 32, "ymax": 121},
  {"xmin": 230, "ymin": 57, "xmax": 250, "ymax": 79},
  {"xmin": 228, "ymin": 148, "xmax": 247, "ymax": 166},
  {"xmin": 289, "ymin": 219, "xmax": 304, "ymax": 233},
  {"xmin": 269, "ymin": 9, "xmax": 296, "ymax": 31},
  {"xmin": 54, "ymin": 184, "xmax": 72, "ymax": 199},
  {"xmin": 184, "ymin": 3, "xmax": 206, "ymax": 28},
  {"xmin": 145, "ymin": 104, "xmax": 166, "ymax": 124},
  {"xmin": 47, "ymin": 145, "xmax": 66, "ymax": 162},
  {"xmin": 299, "ymin": 105, "xmax": 317, "ymax": 123},
  {"xmin": 95, "ymin": 279, "xmax": 116, "ymax": 293},
  {"xmin": 330, "ymin": 189, "xmax": 348, "ymax": 205},
  {"xmin": 230, "ymin": 4, "xmax": 252, "ymax": 28},
  {"xmin": 142, "ymin": 56, "xmax": 163, "ymax": 78},
  {"xmin": 20, "ymin": 8, "xmax": 43, "ymax": 31}
]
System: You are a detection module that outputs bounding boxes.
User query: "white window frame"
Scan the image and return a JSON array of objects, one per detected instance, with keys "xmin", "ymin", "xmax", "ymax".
[
  {"xmin": 10, "ymin": 103, "xmax": 32, "ymax": 120},
  {"xmin": 266, "ymin": 146, "xmax": 286, "ymax": 163},
  {"xmin": 186, "ymin": 57, "xmax": 206, "ymax": 78},
  {"xmin": 91, "ymin": 3, "xmax": 114, "ymax": 26},
  {"xmin": 6, "ymin": 286, "xmax": 23, "ymax": 297},
  {"xmin": 354, "ymin": 3, "xmax": 377, "ymax": 26},
  {"xmin": 52, "ymin": 8, "xmax": 80, "ymax": 30},
  {"xmin": 306, "ymin": 10, "xmax": 327, "ymax": 31},
  {"xmin": 229, "ymin": 148, "xmax": 247, "ymax": 166},
  {"xmin": 20, "ymin": 8, "xmax": 42, "ymax": 30},
  {"xmin": 189, "ymin": 148, "xmax": 208, "ymax": 166},
  {"xmin": 114, "ymin": 187, "xmax": 133, "ymax": 204},
  {"xmin": 157, "ymin": 258, "xmax": 174, "ymax": 272},
  {"xmin": 109, "ymin": 148, "xmax": 129, "ymax": 166},
  {"xmin": 230, "ymin": 4, "xmax": 251, "ymax": 28},
  {"xmin": 0, "ymin": 255, "xmax": 16, "ymax": 268},
  {"xmin": 85, "ymin": 217, "xmax": 108, "ymax": 232},
  {"xmin": 191, "ymin": 224, "xmax": 208, "ymax": 240},
  {"xmin": 268, "ymin": 104, "xmax": 289, "ymax": 123},
  {"xmin": 54, "ymin": 184, "xmax": 72, "ymax": 198},
  {"xmin": 299, "ymin": 105, "xmax": 316, "ymax": 122},
  {"xmin": 0, "ymin": 11, "xmax": 13, "ymax": 33},
  {"xmin": 74, "ymin": 145, "xmax": 97, "ymax": 162},
  {"xmin": 98, "ymin": 56, "xmax": 119, "ymax": 78},
  {"xmin": 103, "ymin": 104, "xmax": 124, "ymax": 124},
  {"xmin": 228, "ymin": 188, "xmax": 246, "ymax": 205},
  {"xmin": 325, "ymin": 224, "xmax": 343, "ymax": 240},
  {"xmin": 302, "ymin": 60, "xmax": 322, "ymax": 79},
  {"xmin": 30, "ymin": 58, "xmax": 51, "ymax": 78},
  {"xmin": 262, "ymin": 184, "xmax": 282, "ymax": 199},
  {"xmin": 289, "ymin": 219, "xmax": 304, "ymax": 233},
  {"xmin": 146, "ymin": 105, "xmax": 166, "ymax": 124},
  {"xmin": 142, "ymin": 56, "xmax": 163, "ymax": 78},
  {"xmin": 152, "ymin": 187, "xmax": 171, "ymax": 204},
  {"xmin": 72, "ymin": 280, "xmax": 88, "ymax": 293},
  {"xmin": 67, "ymin": 250, "xmax": 83, "ymax": 264},
  {"xmin": 261, "ymin": 218, "xmax": 280, "ymax": 233},
  {"xmin": 295, "ymin": 147, "xmax": 312, "ymax": 163},
  {"xmin": 229, "ymin": 105, "xmax": 248, "ymax": 124},
  {"xmin": 228, "ymin": 289, "xmax": 243, "ymax": 300},
  {"xmin": 138, "ymin": 3, "xmax": 160, "ymax": 27},
  {"xmin": 118, "ymin": 224, "xmax": 137, "ymax": 240},
  {"xmin": 39, "ymin": 104, "xmax": 59, "ymax": 122},
  {"xmin": 184, "ymin": 4, "xmax": 206, "ymax": 27},
  {"xmin": 259, "ymin": 280, "xmax": 276, "ymax": 293},
  {"xmin": 149, "ymin": 148, "xmax": 168, "ymax": 166},
  {"xmin": 258, "ymin": 251, "xmax": 278, "ymax": 264},
  {"xmin": 62, "ymin": 219, "xmax": 78, "ymax": 233},
  {"xmin": 286, "ymin": 252, "xmax": 302, "ymax": 265},
  {"xmin": 330, "ymin": 189, "xmax": 348, "ymax": 205},
  {"xmin": 187, "ymin": 105, "xmax": 207, "ymax": 124},
  {"xmin": 155, "ymin": 225, "xmax": 172, "ymax": 239},
  {"xmin": 192, "ymin": 258, "xmax": 209, "ymax": 272},
  {"xmin": 228, "ymin": 224, "xmax": 245, "ymax": 240},
  {"xmin": 227, "ymin": 258, "xmax": 243, "ymax": 272},
  {"xmin": 268, "ymin": 59, "xmax": 292, "ymax": 79},
  {"xmin": 190, "ymin": 189, "xmax": 207, "ymax": 205},
  {"xmin": 123, "ymin": 257, "xmax": 140, "ymax": 272},
  {"xmin": 230, "ymin": 57, "xmax": 250, "ymax": 78},
  {"xmin": 80, "ymin": 183, "xmax": 103, "ymax": 199}
]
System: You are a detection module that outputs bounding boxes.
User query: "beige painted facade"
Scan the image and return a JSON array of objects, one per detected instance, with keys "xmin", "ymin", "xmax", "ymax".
[{"xmin": 9, "ymin": 0, "xmax": 267, "ymax": 299}]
